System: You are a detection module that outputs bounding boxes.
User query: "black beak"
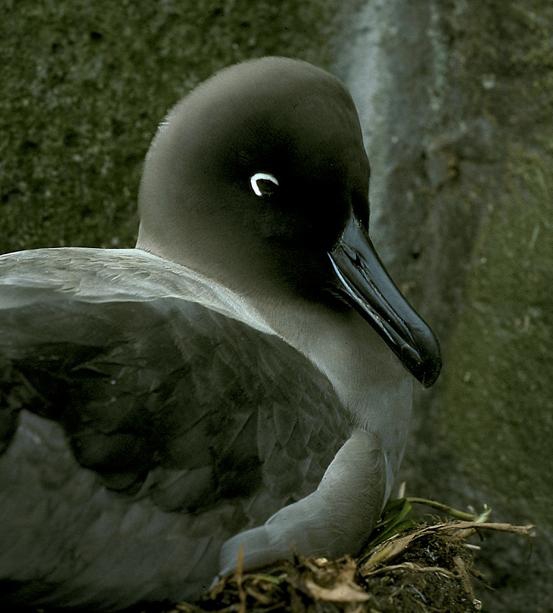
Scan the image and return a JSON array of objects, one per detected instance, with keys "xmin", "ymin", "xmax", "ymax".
[{"xmin": 328, "ymin": 216, "xmax": 441, "ymax": 387}]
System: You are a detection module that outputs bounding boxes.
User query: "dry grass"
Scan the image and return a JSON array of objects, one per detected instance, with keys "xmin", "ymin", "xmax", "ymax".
[{"xmin": 153, "ymin": 498, "xmax": 533, "ymax": 613}]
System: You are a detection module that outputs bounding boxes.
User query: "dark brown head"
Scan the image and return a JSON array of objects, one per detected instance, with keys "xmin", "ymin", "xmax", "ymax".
[{"xmin": 137, "ymin": 57, "xmax": 441, "ymax": 386}]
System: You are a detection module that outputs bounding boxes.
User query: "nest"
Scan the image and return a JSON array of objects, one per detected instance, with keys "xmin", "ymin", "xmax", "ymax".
[{"xmin": 153, "ymin": 498, "xmax": 533, "ymax": 613}]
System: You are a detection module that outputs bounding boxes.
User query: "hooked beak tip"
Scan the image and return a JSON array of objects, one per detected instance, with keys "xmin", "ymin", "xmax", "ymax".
[
  {"xmin": 399, "ymin": 328, "xmax": 442, "ymax": 387},
  {"xmin": 419, "ymin": 356, "xmax": 442, "ymax": 388}
]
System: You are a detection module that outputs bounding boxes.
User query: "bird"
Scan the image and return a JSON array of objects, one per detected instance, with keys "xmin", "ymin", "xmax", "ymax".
[{"xmin": 0, "ymin": 57, "xmax": 441, "ymax": 611}]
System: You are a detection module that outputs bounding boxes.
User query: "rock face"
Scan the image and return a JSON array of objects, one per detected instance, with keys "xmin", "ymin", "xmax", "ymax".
[
  {"xmin": 1, "ymin": 1, "xmax": 551, "ymax": 611},
  {"xmin": 336, "ymin": 2, "xmax": 553, "ymax": 611}
]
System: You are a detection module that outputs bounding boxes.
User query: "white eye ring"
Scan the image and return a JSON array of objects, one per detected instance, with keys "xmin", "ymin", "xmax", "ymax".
[{"xmin": 250, "ymin": 172, "xmax": 279, "ymax": 197}]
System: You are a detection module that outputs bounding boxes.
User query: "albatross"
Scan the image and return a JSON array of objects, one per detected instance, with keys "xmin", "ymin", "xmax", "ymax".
[{"xmin": 0, "ymin": 57, "xmax": 441, "ymax": 610}]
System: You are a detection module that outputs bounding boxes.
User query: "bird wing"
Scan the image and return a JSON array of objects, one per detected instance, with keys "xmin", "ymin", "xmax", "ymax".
[{"xmin": 0, "ymin": 248, "xmax": 349, "ymax": 520}]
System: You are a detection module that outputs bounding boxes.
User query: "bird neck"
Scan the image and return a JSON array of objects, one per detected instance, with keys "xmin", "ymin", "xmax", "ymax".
[{"xmin": 257, "ymin": 290, "xmax": 413, "ymax": 494}]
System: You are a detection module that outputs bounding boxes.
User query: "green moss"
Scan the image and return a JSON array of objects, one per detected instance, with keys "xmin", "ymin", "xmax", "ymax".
[
  {"xmin": 441, "ymin": 150, "xmax": 553, "ymax": 523},
  {"xmin": 0, "ymin": 0, "xmax": 357, "ymax": 253},
  {"xmin": 423, "ymin": 0, "xmax": 553, "ymax": 171}
]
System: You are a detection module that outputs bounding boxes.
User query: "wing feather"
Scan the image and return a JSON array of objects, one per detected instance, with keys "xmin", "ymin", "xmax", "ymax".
[{"xmin": 0, "ymin": 248, "xmax": 350, "ymax": 521}]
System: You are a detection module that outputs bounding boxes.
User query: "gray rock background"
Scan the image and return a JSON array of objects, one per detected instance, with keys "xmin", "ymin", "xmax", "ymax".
[
  {"xmin": 336, "ymin": 2, "xmax": 552, "ymax": 611},
  {"xmin": 1, "ymin": 1, "xmax": 551, "ymax": 611}
]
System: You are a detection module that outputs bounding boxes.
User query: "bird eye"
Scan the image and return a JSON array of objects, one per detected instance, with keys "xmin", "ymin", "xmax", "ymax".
[{"xmin": 250, "ymin": 172, "xmax": 279, "ymax": 197}]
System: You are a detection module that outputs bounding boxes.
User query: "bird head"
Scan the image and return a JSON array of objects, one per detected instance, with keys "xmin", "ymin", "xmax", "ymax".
[{"xmin": 137, "ymin": 57, "xmax": 441, "ymax": 387}]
